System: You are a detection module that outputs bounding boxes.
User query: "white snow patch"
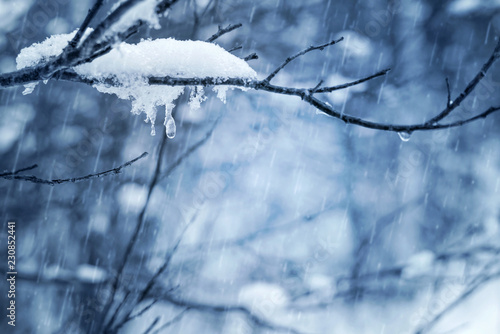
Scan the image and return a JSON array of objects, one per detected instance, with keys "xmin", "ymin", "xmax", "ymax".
[
  {"xmin": 17, "ymin": 31, "xmax": 257, "ymax": 136},
  {"xmin": 16, "ymin": 29, "xmax": 93, "ymax": 94},
  {"xmin": 76, "ymin": 264, "xmax": 108, "ymax": 283},
  {"xmin": 117, "ymin": 183, "xmax": 148, "ymax": 213},
  {"xmin": 402, "ymin": 250, "xmax": 435, "ymax": 279},
  {"xmin": 238, "ymin": 282, "xmax": 289, "ymax": 311},
  {"xmin": 336, "ymin": 30, "xmax": 373, "ymax": 58},
  {"xmin": 448, "ymin": 0, "xmax": 481, "ymax": 14},
  {"xmin": 109, "ymin": 0, "xmax": 161, "ymax": 33}
]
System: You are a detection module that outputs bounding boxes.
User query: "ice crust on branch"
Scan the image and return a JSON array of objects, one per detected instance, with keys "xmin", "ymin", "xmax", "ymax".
[{"xmin": 16, "ymin": 30, "xmax": 257, "ymax": 137}]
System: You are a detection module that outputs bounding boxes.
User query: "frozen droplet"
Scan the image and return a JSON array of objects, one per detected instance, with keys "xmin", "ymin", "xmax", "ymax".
[
  {"xmin": 397, "ymin": 131, "xmax": 412, "ymax": 142},
  {"xmin": 150, "ymin": 127, "xmax": 156, "ymax": 136},
  {"xmin": 43, "ymin": 79, "xmax": 49, "ymax": 84},
  {"xmin": 165, "ymin": 116, "xmax": 176, "ymax": 139},
  {"xmin": 22, "ymin": 83, "xmax": 37, "ymax": 95}
]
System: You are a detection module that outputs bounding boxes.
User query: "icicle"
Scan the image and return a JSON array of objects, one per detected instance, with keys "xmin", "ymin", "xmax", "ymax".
[
  {"xmin": 22, "ymin": 83, "xmax": 37, "ymax": 95},
  {"xmin": 164, "ymin": 106, "xmax": 176, "ymax": 139}
]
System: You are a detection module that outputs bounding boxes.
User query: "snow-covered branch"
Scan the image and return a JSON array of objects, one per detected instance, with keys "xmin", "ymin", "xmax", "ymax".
[{"xmin": 0, "ymin": 0, "xmax": 499, "ymax": 139}]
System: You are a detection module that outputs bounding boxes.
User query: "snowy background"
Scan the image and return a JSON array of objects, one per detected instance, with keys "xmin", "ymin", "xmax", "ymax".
[{"xmin": 1, "ymin": 0, "xmax": 500, "ymax": 333}]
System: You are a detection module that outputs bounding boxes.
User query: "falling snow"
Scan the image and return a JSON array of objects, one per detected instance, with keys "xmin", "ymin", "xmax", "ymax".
[{"xmin": 2, "ymin": 1, "xmax": 500, "ymax": 334}]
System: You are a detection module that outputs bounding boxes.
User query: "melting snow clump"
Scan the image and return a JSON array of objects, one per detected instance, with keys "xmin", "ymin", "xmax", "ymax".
[{"xmin": 16, "ymin": 29, "xmax": 257, "ymax": 137}]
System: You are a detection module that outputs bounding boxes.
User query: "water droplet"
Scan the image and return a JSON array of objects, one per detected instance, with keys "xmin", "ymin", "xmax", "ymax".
[
  {"xmin": 398, "ymin": 131, "xmax": 412, "ymax": 142},
  {"xmin": 165, "ymin": 117, "xmax": 176, "ymax": 139}
]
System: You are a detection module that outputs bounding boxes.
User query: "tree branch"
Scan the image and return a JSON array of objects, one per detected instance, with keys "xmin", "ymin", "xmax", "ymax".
[
  {"xmin": 425, "ymin": 38, "xmax": 500, "ymax": 125},
  {"xmin": 67, "ymin": 0, "xmax": 104, "ymax": 49},
  {"xmin": 206, "ymin": 23, "xmax": 243, "ymax": 42},
  {"xmin": 0, "ymin": 164, "xmax": 38, "ymax": 177},
  {"xmin": 149, "ymin": 309, "xmax": 189, "ymax": 334},
  {"xmin": 161, "ymin": 294, "xmax": 308, "ymax": 334},
  {"xmin": 415, "ymin": 271, "xmax": 500, "ymax": 334},
  {"xmin": 264, "ymin": 37, "xmax": 344, "ymax": 82},
  {"xmin": 0, "ymin": 152, "xmax": 148, "ymax": 185}
]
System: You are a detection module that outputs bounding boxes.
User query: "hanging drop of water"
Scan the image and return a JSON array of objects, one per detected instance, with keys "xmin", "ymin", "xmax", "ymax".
[
  {"xmin": 397, "ymin": 131, "xmax": 412, "ymax": 142},
  {"xmin": 165, "ymin": 116, "xmax": 176, "ymax": 139}
]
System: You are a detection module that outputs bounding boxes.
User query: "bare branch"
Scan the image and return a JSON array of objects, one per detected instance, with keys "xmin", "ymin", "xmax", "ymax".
[
  {"xmin": 264, "ymin": 37, "xmax": 344, "ymax": 82},
  {"xmin": 228, "ymin": 45, "xmax": 242, "ymax": 53},
  {"xmin": 161, "ymin": 294, "xmax": 308, "ymax": 334},
  {"xmin": 243, "ymin": 52, "xmax": 258, "ymax": 61},
  {"xmin": 79, "ymin": 0, "xmax": 147, "ymax": 53},
  {"xmin": 49, "ymin": 60, "xmax": 499, "ymax": 133},
  {"xmin": 425, "ymin": 38, "xmax": 500, "ymax": 125},
  {"xmin": 143, "ymin": 316, "xmax": 160, "ymax": 334},
  {"xmin": 102, "ymin": 134, "xmax": 169, "ymax": 330},
  {"xmin": 111, "ymin": 298, "xmax": 159, "ymax": 333},
  {"xmin": 149, "ymin": 309, "xmax": 189, "ymax": 334},
  {"xmin": 67, "ymin": 0, "xmax": 104, "ymax": 49},
  {"xmin": 0, "ymin": 152, "xmax": 148, "ymax": 185},
  {"xmin": 314, "ymin": 68, "xmax": 390, "ymax": 93},
  {"xmin": 206, "ymin": 23, "xmax": 243, "ymax": 42},
  {"xmin": 0, "ymin": 164, "xmax": 38, "ymax": 177},
  {"xmin": 415, "ymin": 271, "xmax": 500, "ymax": 334}
]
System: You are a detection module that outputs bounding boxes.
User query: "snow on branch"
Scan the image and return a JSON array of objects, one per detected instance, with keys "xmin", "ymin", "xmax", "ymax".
[{"xmin": 1, "ymin": 0, "xmax": 500, "ymax": 140}]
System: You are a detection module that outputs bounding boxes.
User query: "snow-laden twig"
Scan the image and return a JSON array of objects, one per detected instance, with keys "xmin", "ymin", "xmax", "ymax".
[
  {"xmin": 3, "ymin": 0, "xmax": 498, "ymax": 135},
  {"xmin": 24, "ymin": 35, "xmax": 499, "ymax": 134},
  {"xmin": 0, "ymin": 152, "xmax": 148, "ymax": 185}
]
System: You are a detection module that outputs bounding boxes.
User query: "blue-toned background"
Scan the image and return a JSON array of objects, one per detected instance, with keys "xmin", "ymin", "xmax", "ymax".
[{"xmin": 1, "ymin": 0, "xmax": 500, "ymax": 333}]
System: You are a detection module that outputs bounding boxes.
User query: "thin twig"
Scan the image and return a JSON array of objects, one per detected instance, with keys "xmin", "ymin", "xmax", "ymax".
[
  {"xmin": 150, "ymin": 309, "xmax": 189, "ymax": 334},
  {"xmin": 314, "ymin": 68, "xmax": 390, "ymax": 93},
  {"xmin": 112, "ymin": 298, "xmax": 159, "ymax": 332},
  {"xmin": 159, "ymin": 117, "xmax": 220, "ymax": 181},
  {"xmin": 206, "ymin": 23, "xmax": 243, "ymax": 43},
  {"xmin": 0, "ymin": 164, "xmax": 38, "ymax": 177},
  {"xmin": 102, "ymin": 134, "xmax": 168, "ymax": 331},
  {"xmin": 143, "ymin": 316, "xmax": 160, "ymax": 334},
  {"xmin": 161, "ymin": 294, "xmax": 308, "ymax": 334},
  {"xmin": 243, "ymin": 52, "xmax": 258, "ymax": 61},
  {"xmin": 0, "ymin": 152, "xmax": 148, "ymax": 185},
  {"xmin": 415, "ymin": 271, "xmax": 500, "ymax": 334},
  {"xmin": 228, "ymin": 45, "xmax": 242, "ymax": 53},
  {"xmin": 109, "ymin": 221, "xmax": 193, "ymax": 332},
  {"xmin": 264, "ymin": 37, "xmax": 344, "ymax": 82},
  {"xmin": 67, "ymin": 0, "xmax": 104, "ymax": 49},
  {"xmin": 425, "ymin": 38, "xmax": 500, "ymax": 125}
]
